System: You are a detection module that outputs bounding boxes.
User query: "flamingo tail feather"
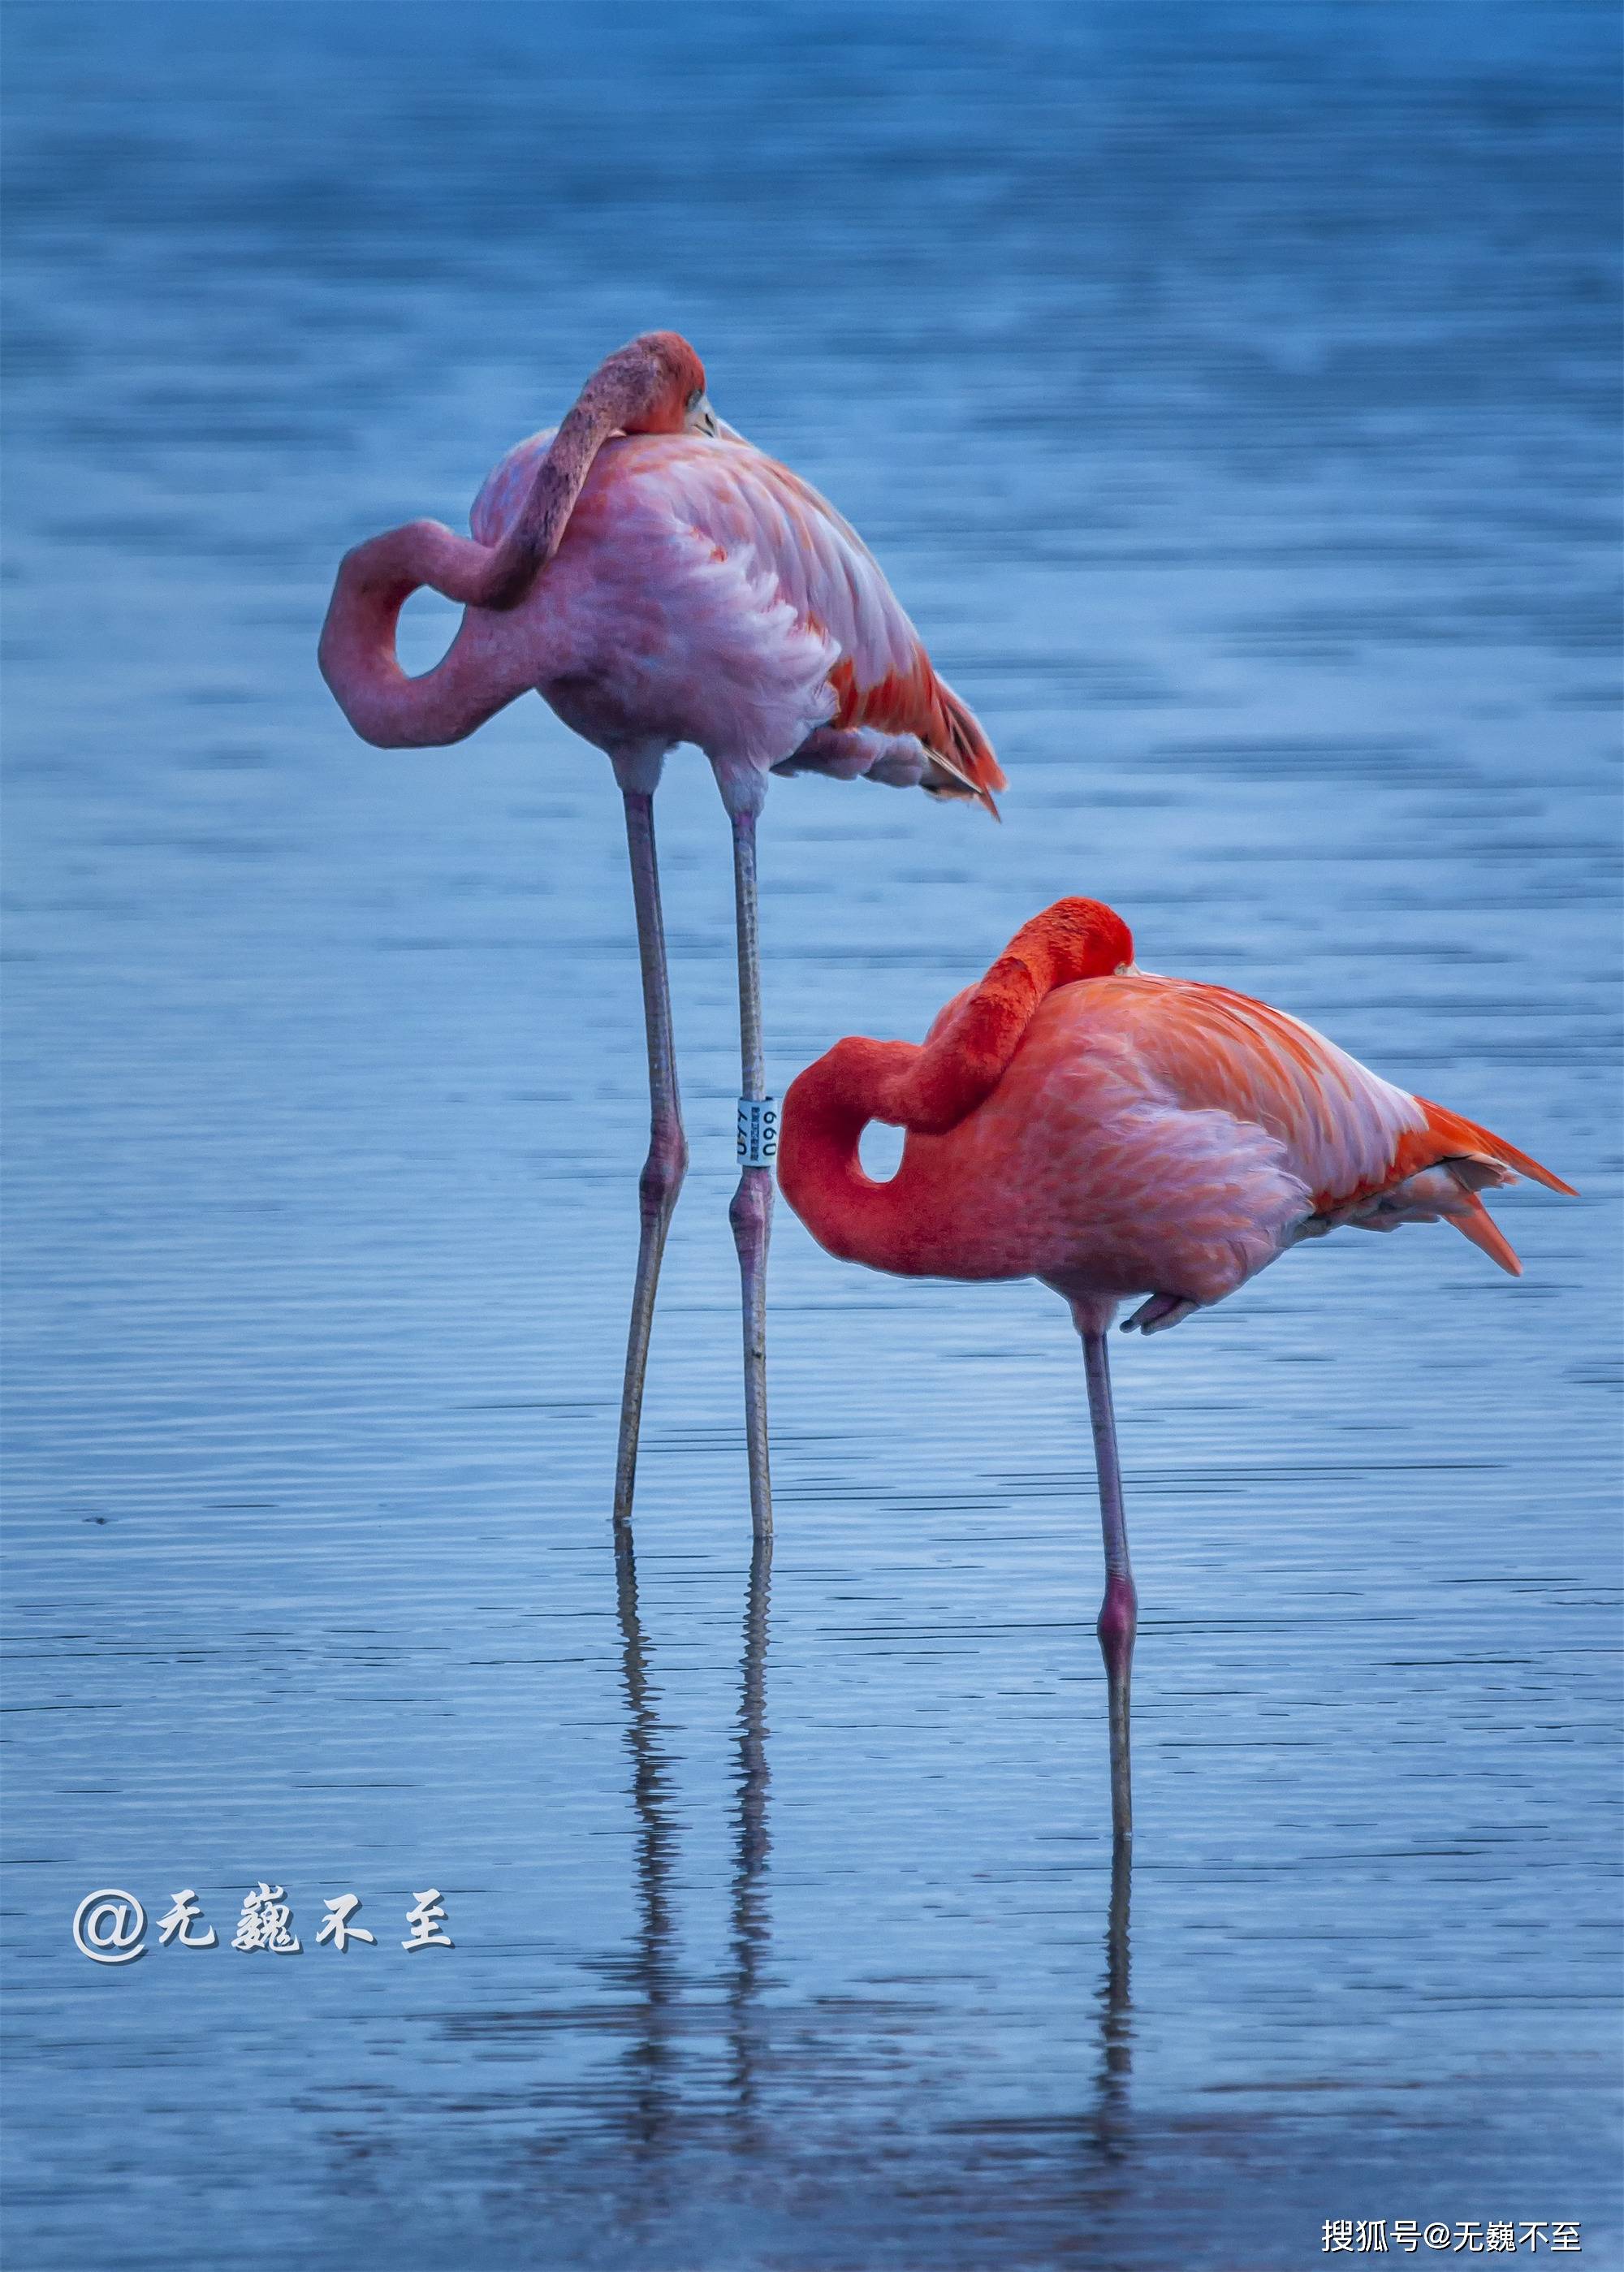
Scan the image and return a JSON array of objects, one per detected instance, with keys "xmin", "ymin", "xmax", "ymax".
[
  {"xmin": 928, "ymin": 679, "xmax": 1004, "ymax": 817},
  {"xmin": 1419, "ymin": 1098, "xmax": 1575, "ymax": 1197},
  {"xmin": 1445, "ymin": 1185, "xmax": 1523, "ymax": 1276}
]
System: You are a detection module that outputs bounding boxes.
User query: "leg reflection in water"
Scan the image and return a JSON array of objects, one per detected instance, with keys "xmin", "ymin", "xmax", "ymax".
[
  {"xmin": 612, "ymin": 1527, "xmax": 680, "ymax": 2154},
  {"xmin": 728, "ymin": 1535, "xmax": 773, "ymax": 2140},
  {"xmin": 1092, "ymin": 1837, "xmax": 1134, "ymax": 2162},
  {"xmin": 608, "ymin": 1522, "xmax": 1127, "ymax": 2202}
]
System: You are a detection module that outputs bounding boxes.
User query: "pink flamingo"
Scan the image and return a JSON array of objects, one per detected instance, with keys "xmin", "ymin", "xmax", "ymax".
[
  {"xmin": 777, "ymin": 897, "xmax": 1573, "ymax": 1845},
  {"xmin": 318, "ymin": 331, "xmax": 1001, "ymax": 1538}
]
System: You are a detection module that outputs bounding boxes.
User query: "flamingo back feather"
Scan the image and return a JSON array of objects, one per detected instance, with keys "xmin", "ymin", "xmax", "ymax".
[
  {"xmin": 470, "ymin": 427, "xmax": 1004, "ymax": 810},
  {"xmin": 1042, "ymin": 967, "xmax": 1572, "ymax": 1276}
]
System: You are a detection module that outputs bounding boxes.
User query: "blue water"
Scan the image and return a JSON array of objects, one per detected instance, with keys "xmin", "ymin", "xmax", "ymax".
[{"xmin": 3, "ymin": 5, "xmax": 1619, "ymax": 2266}]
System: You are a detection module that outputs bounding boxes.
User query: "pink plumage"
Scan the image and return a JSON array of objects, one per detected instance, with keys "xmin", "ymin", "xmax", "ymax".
[
  {"xmin": 320, "ymin": 356, "xmax": 1000, "ymax": 814},
  {"xmin": 318, "ymin": 330, "xmax": 1001, "ymax": 1537},
  {"xmin": 778, "ymin": 896, "xmax": 1574, "ymax": 1843},
  {"xmin": 465, "ymin": 424, "xmax": 1001, "ymax": 806},
  {"xmin": 780, "ymin": 898, "xmax": 1572, "ymax": 1323}
]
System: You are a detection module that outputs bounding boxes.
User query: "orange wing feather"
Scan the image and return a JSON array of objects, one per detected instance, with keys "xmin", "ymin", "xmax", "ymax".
[
  {"xmin": 825, "ymin": 654, "xmax": 1002, "ymax": 811},
  {"xmin": 1093, "ymin": 973, "xmax": 1571, "ymax": 1275},
  {"xmin": 1402, "ymin": 1098, "xmax": 1576, "ymax": 1196},
  {"xmin": 671, "ymin": 439, "xmax": 1004, "ymax": 809}
]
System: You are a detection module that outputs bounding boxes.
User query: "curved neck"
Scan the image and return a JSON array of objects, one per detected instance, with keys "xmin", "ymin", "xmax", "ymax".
[
  {"xmin": 485, "ymin": 359, "xmax": 646, "ymax": 605},
  {"xmin": 887, "ymin": 898, "xmax": 1134, "ymax": 1130},
  {"xmin": 778, "ymin": 1039, "xmax": 926, "ymax": 1275},
  {"xmin": 316, "ymin": 520, "xmax": 534, "ymax": 748},
  {"xmin": 317, "ymin": 342, "xmax": 666, "ymax": 749},
  {"xmin": 779, "ymin": 900, "xmax": 1134, "ymax": 1275}
]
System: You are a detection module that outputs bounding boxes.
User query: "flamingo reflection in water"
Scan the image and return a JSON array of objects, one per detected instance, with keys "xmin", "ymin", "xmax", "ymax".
[{"xmin": 610, "ymin": 1528, "xmax": 775, "ymax": 2153}]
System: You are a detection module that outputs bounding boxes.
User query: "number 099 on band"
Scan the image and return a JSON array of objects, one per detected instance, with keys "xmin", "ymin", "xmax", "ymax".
[{"xmin": 737, "ymin": 1097, "xmax": 779, "ymax": 1168}]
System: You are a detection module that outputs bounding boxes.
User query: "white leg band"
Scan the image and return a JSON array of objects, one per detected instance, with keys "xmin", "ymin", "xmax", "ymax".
[{"xmin": 736, "ymin": 1096, "xmax": 779, "ymax": 1168}]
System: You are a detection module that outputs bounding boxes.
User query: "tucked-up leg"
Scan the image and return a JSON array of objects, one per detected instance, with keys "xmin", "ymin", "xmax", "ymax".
[
  {"xmin": 728, "ymin": 807, "xmax": 774, "ymax": 1540},
  {"xmin": 1121, "ymin": 1292, "xmax": 1198, "ymax": 1336},
  {"xmin": 1077, "ymin": 1305, "xmax": 1136, "ymax": 1848},
  {"xmin": 613, "ymin": 788, "xmax": 688, "ymax": 1530}
]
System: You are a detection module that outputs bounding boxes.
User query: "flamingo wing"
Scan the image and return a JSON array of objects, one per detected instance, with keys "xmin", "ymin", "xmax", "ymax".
[
  {"xmin": 471, "ymin": 427, "xmax": 1004, "ymax": 810},
  {"xmin": 1098, "ymin": 974, "xmax": 1571, "ymax": 1276}
]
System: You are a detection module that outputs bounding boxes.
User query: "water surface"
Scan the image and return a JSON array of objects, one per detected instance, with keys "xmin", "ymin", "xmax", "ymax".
[{"xmin": 3, "ymin": 5, "xmax": 1619, "ymax": 2266}]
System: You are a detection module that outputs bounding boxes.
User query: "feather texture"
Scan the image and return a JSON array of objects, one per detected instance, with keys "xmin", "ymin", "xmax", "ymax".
[
  {"xmin": 780, "ymin": 899, "xmax": 1571, "ymax": 1319},
  {"xmin": 469, "ymin": 428, "xmax": 1003, "ymax": 807}
]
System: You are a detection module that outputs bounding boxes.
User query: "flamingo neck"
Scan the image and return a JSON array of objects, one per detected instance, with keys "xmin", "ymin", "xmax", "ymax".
[
  {"xmin": 485, "ymin": 356, "xmax": 650, "ymax": 603},
  {"xmin": 317, "ymin": 521, "xmax": 537, "ymax": 748},
  {"xmin": 779, "ymin": 899, "xmax": 1135, "ymax": 1278},
  {"xmin": 317, "ymin": 339, "xmax": 672, "ymax": 750},
  {"xmin": 887, "ymin": 898, "xmax": 1135, "ymax": 1131},
  {"xmin": 777, "ymin": 1039, "xmax": 927, "ymax": 1276}
]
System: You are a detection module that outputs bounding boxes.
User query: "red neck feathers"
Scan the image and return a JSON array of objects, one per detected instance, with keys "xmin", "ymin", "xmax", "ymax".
[{"xmin": 779, "ymin": 900, "xmax": 1133, "ymax": 1272}]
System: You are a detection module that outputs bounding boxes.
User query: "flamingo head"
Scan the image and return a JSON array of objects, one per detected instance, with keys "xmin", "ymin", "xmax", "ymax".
[{"xmin": 606, "ymin": 330, "xmax": 719, "ymax": 438}]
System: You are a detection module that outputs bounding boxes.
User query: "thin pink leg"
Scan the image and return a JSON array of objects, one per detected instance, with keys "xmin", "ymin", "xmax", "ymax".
[
  {"xmin": 1080, "ymin": 1314, "xmax": 1136, "ymax": 1849},
  {"xmin": 613, "ymin": 789, "xmax": 687, "ymax": 1530},
  {"xmin": 728, "ymin": 810, "xmax": 773, "ymax": 1540}
]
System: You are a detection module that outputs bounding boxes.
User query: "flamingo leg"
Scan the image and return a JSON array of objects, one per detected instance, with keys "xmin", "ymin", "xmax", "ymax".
[
  {"xmin": 1081, "ymin": 1319, "xmax": 1136, "ymax": 1849},
  {"xmin": 728, "ymin": 809, "xmax": 774, "ymax": 1540},
  {"xmin": 613, "ymin": 788, "xmax": 688, "ymax": 1531}
]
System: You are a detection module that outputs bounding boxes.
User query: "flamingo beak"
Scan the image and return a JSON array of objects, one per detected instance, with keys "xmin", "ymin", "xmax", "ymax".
[{"xmin": 685, "ymin": 391, "xmax": 720, "ymax": 438}]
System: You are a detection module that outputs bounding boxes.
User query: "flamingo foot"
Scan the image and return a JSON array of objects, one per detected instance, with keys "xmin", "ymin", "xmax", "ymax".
[{"xmin": 1121, "ymin": 1293, "xmax": 1199, "ymax": 1335}]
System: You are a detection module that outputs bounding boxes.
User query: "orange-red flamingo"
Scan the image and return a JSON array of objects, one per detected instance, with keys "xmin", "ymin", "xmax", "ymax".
[
  {"xmin": 318, "ymin": 331, "xmax": 1001, "ymax": 1538},
  {"xmin": 778, "ymin": 897, "xmax": 1573, "ymax": 1845}
]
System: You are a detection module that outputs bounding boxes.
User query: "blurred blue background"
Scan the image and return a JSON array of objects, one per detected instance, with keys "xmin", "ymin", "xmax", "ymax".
[{"xmin": 3, "ymin": 4, "xmax": 1619, "ymax": 2266}]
